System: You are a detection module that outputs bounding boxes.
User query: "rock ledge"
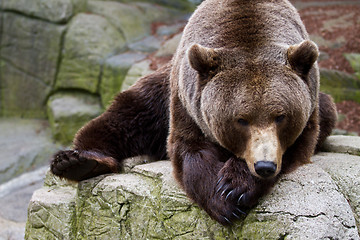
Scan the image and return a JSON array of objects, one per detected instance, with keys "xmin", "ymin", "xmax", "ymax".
[{"xmin": 26, "ymin": 136, "xmax": 360, "ymax": 239}]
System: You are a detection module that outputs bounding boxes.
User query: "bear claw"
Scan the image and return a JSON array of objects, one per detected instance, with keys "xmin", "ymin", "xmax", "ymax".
[
  {"xmin": 225, "ymin": 190, "xmax": 234, "ymax": 201},
  {"xmin": 237, "ymin": 193, "xmax": 245, "ymax": 205}
]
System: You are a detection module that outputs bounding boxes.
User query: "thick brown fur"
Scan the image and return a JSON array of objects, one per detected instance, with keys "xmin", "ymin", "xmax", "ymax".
[
  {"xmin": 51, "ymin": 0, "xmax": 337, "ymax": 226},
  {"xmin": 51, "ymin": 64, "xmax": 171, "ymax": 180}
]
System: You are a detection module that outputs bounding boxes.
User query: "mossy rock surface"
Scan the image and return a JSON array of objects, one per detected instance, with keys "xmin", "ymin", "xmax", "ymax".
[
  {"xmin": 26, "ymin": 136, "xmax": 360, "ymax": 239},
  {"xmin": 87, "ymin": 1, "xmax": 151, "ymax": 43},
  {"xmin": 101, "ymin": 53, "xmax": 146, "ymax": 107},
  {"xmin": 47, "ymin": 92, "xmax": 102, "ymax": 145},
  {"xmin": 56, "ymin": 13, "xmax": 126, "ymax": 93},
  {"xmin": 93, "ymin": 0, "xmax": 202, "ymax": 12},
  {"xmin": 0, "ymin": 13, "xmax": 65, "ymax": 118},
  {"xmin": 320, "ymin": 68, "xmax": 360, "ymax": 103},
  {"xmin": 1, "ymin": 0, "xmax": 86, "ymax": 23}
]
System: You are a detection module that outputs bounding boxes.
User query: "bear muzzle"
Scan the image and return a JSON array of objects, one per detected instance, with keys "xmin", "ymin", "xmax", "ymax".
[{"xmin": 242, "ymin": 125, "xmax": 284, "ymax": 179}]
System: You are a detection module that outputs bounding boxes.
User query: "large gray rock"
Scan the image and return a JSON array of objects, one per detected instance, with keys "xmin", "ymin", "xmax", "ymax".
[
  {"xmin": 0, "ymin": 166, "xmax": 49, "ymax": 240},
  {"xmin": 26, "ymin": 185, "xmax": 77, "ymax": 239},
  {"xmin": 0, "ymin": 13, "xmax": 65, "ymax": 117},
  {"xmin": 95, "ymin": 0, "xmax": 201, "ymax": 11},
  {"xmin": 25, "ymin": 136, "xmax": 360, "ymax": 239},
  {"xmin": 120, "ymin": 59, "xmax": 154, "ymax": 92},
  {"xmin": 313, "ymin": 153, "xmax": 360, "ymax": 231},
  {"xmin": 87, "ymin": 1, "xmax": 151, "ymax": 42},
  {"xmin": 239, "ymin": 161, "xmax": 358, "ymax": 239},
  {"xmin": 128, "ymin": 36, "xmax": 163, "ymax": 53},
  {"xmin": 0, "ymin": 218, "xmax": 25, "ymax": 240},
  {"xmin": 0, "ymin": 119, "xmax": 60, "ymax": 184},
  {"xmin": 156, "ymin": 33, "xmax": 182, "ymax": 57},
  {"xmin": 321, "ymin": 135, "xmax": 360, "ymax": 155},
  {"xmin": 56, "ymin": 13, "xmax": 126, "ymax": 93},
  {"xmin": 1, "ymin": 0, "xmax": 86, "ymax": 23},
  {"xmin": 47, "ymin": 92, "xmax": 102, "ymax": 145},
  {"xmin": 101, "ymin": 53, "xmax": 146, "ymax": 107}
]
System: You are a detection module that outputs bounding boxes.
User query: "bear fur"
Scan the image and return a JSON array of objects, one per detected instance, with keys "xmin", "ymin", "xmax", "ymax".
[{"xmin": 51, "ymin": 0, "xmax": 337, "ymax": 225}]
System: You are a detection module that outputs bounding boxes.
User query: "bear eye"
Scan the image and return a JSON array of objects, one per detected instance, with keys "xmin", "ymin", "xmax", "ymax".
[
  {"xmin": 275, "ymin": 115, "xmax": 285, "ymax": 124},
  {"xmin": 237, "ymin": 118, "xmax": 249, "ymax": 126}
]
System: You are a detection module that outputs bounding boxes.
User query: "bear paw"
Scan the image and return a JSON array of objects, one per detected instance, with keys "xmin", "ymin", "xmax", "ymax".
[
  {"xmin": 51, "ymin": 150, "xmax": 119, "ymax": 181},
  {"xmin": 210, "ymin": 158, "xmax": 263, "ymax": 225}
]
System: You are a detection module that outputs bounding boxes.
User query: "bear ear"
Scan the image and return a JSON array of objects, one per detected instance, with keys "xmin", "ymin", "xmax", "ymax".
[
  {"xmin": 287, "ymin": 40, "xmax": 319, "ymax": 77},
  {"xmin": 188, "ymin": 44, "xmax": 219, "ymax": 76}
]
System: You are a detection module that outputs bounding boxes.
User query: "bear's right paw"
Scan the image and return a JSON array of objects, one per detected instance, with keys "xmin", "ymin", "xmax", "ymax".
[
  {"xmin": 207, "ymin": 195, "xmax": 248, "ymax": 225},
  {"xmin": 208, "ymin": 158, "xmax": 263, "ymax": 225},
  {"xmin": 50, "ymin": 150, "xmax": 118, "ymax": 181}
]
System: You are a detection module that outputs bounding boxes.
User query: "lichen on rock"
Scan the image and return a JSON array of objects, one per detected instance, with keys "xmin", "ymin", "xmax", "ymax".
[{"xmin": 25, "ymin": 136, "xmax": 360, "ymax": 239}]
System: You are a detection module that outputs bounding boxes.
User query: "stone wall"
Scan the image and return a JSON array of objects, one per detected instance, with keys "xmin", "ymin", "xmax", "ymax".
[
  {"xmin": 0, "ymin": 0, "xmax": 195, "ymax": 144},
  {"xmin": 26, "ymin": 136, "xmax": 360, "ymax": 239}
]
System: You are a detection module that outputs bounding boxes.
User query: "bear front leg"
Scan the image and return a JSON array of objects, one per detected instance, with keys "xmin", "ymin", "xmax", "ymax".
[{"xmin": 172, "ymin": 140, "xmax": 273, "ymax": 225}]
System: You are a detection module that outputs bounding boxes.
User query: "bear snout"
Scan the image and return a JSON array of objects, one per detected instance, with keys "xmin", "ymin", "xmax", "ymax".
[
  {"xmin": 254, "ymin": 161, "xmax": 277, "ymax": 178},
  {"xmin": 241, "ymin": 125, "xmax": 284, "ymax": 178}
]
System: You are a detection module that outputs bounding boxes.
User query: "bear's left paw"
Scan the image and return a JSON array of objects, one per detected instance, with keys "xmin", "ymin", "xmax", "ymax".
[{"xmin": 212, "ymin": 158, "xmax": 264, "ymax": 224}]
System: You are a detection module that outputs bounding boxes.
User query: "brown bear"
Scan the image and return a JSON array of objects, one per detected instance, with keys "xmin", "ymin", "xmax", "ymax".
[{"xmin": 51, "ymin": 0, "xmax": 337, "ymax": 225}]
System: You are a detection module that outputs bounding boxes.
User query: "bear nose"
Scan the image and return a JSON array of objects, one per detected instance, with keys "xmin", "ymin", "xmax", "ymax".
[{"xmin": 254, "ymin": 161, "xmax": 277, "ymax": 178}]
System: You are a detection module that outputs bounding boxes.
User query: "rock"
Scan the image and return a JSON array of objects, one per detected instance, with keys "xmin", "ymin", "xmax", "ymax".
[
  {"xmin": 0, "ymin": 166, "xmax": 48, "ymax": 240},
  {"xmin": 1, "ymin": 0, "xmax": 86, "ymax": 23},
  {"xmin": 120, "ymin": 59, "xmax": 154, "ymax": 92},
  {"xmin": 101, "ymin": 53, "xmax": 146, "ymax": 107},
  {"xmin": 238, "ymin": 162, "xmax": 358, "ymax": 239},
  {"xmin": 332, "ymin": 128, "xmax": 359, "ymax": 136},
  {"xmin": 25, "ymin": 186, "xmax": 77, "ymax": 240},
  {"xmin": 153, "ymin": 0, "xmax": 202, "ymax": 11},
  {"xmin": 0, "ymin": 119, "xmax": 60, "ymax": 184},
  {"xmin": 47, "ymin": 92, "xmax": 102, "ymax": 145},
  {"xmin": 128, "ymin": 36, "xmax": 163, "ymax": 53},
  {"xmin": 133, "ymin": 2, "xmax": 185, "ymax": 23},
  {"xmin": 0, "ymin": 13, "xmax": 65, "ymax": 118},
  {"xmin": 25, "ymin": 136, "xmax": 360, "ymax": 239},
  {"xmin": 320, "ymin": 68, "xmax": 360, "ymax": 103},
  {"xmin": 88, "ymin": 1, "xmax": 150, "ymax": 42},
  {"xmin": 0, "ymin": 218, "xmax": 25, "ymax": 240},
  {"xmin": 156, "ymin": 23, "xmax": 185, "ymax": 36},
  {"xmin": 0, "ymin": 62, "xmax": 52, "ymax": 118},
  {"xmin": 321, "ymin": 135, "xmax": 360, "ymax": 155},
  {"xmin": 345, "ymin": 53, "xmax": 360, "ymax": 80},
  {"xmin": 56, "ymin": 13, "xmax": 126, "ymax": 93},
  {"xmin": 106, "ymin": 0, "xmax": 200, "ymax": 12},
  {"xmin": 313, "ymin": 153, "xmax": 360, "ymax": 231},
  {"xmin": 156, "ymin": 33, "xmax": 182, "ymax": 57}
]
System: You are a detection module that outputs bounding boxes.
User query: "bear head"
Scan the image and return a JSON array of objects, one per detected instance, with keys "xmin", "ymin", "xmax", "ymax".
[{"xmin": 186, "ymin": 40, "xmax": 319, "ymax": 179}]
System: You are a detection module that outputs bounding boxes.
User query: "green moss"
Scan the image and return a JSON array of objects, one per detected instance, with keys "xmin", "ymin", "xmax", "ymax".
[
  {"xmin": 56, "ymin": 13, "xmax": 126, "ymax": 93},
  {"xmin": 320, "ymin": 86, "xmax": 360, "ymax": 103},
  {"xmin": 320, "ymin": 69, "xmax": 360, "ymax": 103},
  {"xmin": 344, "ymin": 53, "xmax": 360, "ymax": 75},
  {"xmin": 47, "ymin": 92, "xmax": 102, "ymax": 145},
  {"xmin": 101, "ymin": 53, "xmax": 146, "ymax": 107}
]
